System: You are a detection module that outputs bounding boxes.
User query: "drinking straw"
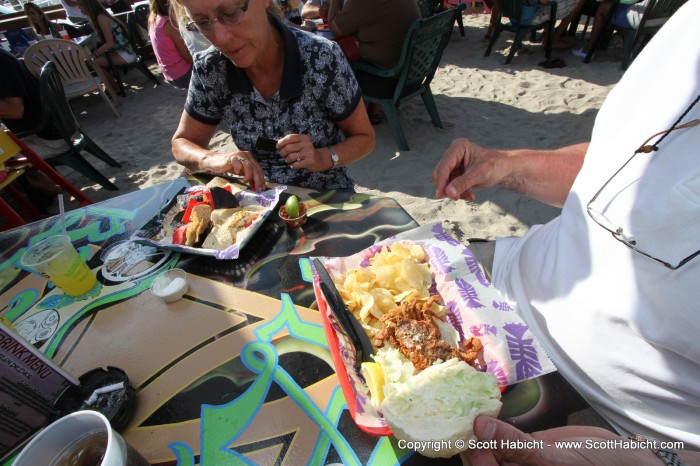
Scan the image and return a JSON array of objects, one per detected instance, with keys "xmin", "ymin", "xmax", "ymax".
[{"xmin": 58, "ymin": 194, "xmax": 67, "ymax": 237}]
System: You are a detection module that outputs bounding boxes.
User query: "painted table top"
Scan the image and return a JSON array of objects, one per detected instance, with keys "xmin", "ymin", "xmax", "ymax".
[
  {"xmin": 0, "ymin": 177, "xmax": 437, "ymax": 465},
  {"xmin": 0, "ymin": 177, "xmax": 590, "ymax": 465}
]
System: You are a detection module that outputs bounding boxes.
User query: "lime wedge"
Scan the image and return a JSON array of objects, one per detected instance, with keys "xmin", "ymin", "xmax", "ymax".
[{"xmin": 285, "ymin": 195, "xmax": 300, "ymax": 218}]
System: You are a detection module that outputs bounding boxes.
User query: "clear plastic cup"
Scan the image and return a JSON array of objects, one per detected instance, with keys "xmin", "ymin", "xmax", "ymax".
[{"xmin": 21, "ymin": 235, "xmax": 97, "ymax": 297}]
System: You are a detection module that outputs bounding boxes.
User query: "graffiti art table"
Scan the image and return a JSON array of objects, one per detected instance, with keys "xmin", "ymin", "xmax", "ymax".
[
  {"xmin": 0, "ymin": 177, "xmax": 437, "ymax": 465},
  {"xmin": 0, "ymin": 178, "xmax": 593, "ymax": 465}
]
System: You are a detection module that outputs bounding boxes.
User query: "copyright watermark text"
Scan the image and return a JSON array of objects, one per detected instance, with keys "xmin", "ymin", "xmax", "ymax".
[
  {"xmin": 398, "ymin": 439, "xmax": 467, "ymax": 452},
  {"xmin": 399, "ymin": 438, "xmax": 685, "ymax": 452}
]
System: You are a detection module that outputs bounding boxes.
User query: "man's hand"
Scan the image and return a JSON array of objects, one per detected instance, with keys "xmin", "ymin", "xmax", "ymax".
[
  {"xmin": 432, "ymin": 138, "xmax": 506, "ymax": 201},
  {"xmin": 461, "ymin": 417, "xmax": 666, "ymax": 466}
]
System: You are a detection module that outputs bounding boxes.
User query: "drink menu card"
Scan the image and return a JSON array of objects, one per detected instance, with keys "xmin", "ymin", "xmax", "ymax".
[{"xmin": 0, "ymin": 323, "xmax": 78, "ymax": 460}]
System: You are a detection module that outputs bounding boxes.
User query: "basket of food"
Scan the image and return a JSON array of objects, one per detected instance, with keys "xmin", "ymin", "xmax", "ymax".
[
  {"xmin": 132, "ymin": 177, "xmax": 286, "ymax": 260},
  {"xmin": 312, "ymin": 223, "xmax": 556, "ymax": 458}
]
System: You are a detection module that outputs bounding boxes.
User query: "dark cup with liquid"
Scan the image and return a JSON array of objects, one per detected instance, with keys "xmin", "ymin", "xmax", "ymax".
[{"xmin": 14, "ymin": 410, "xmax": 149, "ymax": 466}]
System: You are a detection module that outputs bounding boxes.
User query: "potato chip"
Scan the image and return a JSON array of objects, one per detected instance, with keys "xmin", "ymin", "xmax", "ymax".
[
  {"xmin": 371, "ymin": 288, "xmax": 396, "ymax": 313},
  {"xmin": 401, "ymin": 260, "xmax": 432, "ymax": 291},
  {"xmin": 332, "ymin": 242, "xmax": 437, "ymax": 335}
]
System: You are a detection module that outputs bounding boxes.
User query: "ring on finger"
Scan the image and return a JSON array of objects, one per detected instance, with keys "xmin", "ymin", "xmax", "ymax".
[
  {"xmin": 296, "ymin": 153, "xmax": 301, "ymax": 162},
  {"xmin": 236, "ymin": 156, "xmax": 247, "ymax": 164}
]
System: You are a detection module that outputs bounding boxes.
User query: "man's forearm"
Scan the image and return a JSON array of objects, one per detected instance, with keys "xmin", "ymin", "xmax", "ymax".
[{"xmin": 499, "ymin": 142, "xmax": 588, "ymax": 208}]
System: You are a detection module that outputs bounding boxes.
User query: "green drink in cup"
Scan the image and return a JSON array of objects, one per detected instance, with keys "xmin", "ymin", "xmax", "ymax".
[{"xmin": 21, "ymin": 235, "xmax": 97, "ymax": 297}]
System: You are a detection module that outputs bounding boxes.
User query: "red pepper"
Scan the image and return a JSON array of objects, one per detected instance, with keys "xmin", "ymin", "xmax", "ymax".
[
  {"xmin": 182, "ymin": 197, "xmax": 214, "ymax": 223},
  {"xmin": 172, "ymin": 225, "xmax": 188, "ymax": 245}
]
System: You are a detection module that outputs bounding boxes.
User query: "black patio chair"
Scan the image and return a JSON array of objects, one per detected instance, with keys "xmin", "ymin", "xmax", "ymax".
[
  {"xmin": 484, "ymin": 0, "xmax": 557, "ymax": 64},
  {"xmin": 353, "ymin": 8, "xmax": 461, "ymax": 151},
  {"xmin": 417, "ymin": 0, "xmax": 466, "ymax": 36},
  {"xmin": 416, "ymin": 0, "xmax": 442, "ymax": 17},
  {"xmin": 134, "ymin": 3, "xmax": 149, "ymax": 30},
  {"xmin": 583, "ymin": 0, "xmax": 687, "ymax": 69},
  {"xmin": 28, "ymin": 61, "xmax": 121, "ymax": 190},
  {"xmin": 105, "ymin": 13, "xmax": 160, "ymax": 95},
  {"xmin": 566, "ymin": 0, "xmax": 599, "ymax": 40}
]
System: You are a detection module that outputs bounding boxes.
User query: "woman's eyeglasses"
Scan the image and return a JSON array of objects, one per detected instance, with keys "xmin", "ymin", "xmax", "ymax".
[
  {"xmin": 186, "ymin": 0, "xmax": 250, "ymax": 35},
  {"xmin": 586, "ymin": 118, "xmax": 699, "ymax": 270}
]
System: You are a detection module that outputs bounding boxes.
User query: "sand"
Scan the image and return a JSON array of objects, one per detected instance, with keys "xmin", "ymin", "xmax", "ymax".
[{"xmin": 57, "ymin": 8, "xmax": 627, "ymax": 242}]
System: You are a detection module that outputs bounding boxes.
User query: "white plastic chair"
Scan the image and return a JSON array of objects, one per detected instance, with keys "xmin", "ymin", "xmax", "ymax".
[{"xmin": 23, "ymin": 39, "xmax": 120, "ymax": 117}]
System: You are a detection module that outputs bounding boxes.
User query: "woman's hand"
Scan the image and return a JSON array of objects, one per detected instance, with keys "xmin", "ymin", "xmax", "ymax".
[
  {"xmin": 201, "ymin": 151, "xmax": 266, "ymax": 191},
  {"xmin": 278, "ymin": 134, "xmax": 330, "ymax": 172}
]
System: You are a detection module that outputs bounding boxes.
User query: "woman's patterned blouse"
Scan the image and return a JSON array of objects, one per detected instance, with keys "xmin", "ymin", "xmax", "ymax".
[{"xmin": 184, "ymin": 19, "xmax": 362, "ymax": 190}]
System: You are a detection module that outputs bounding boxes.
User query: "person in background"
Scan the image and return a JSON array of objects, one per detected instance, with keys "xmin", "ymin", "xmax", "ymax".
[
  {"xmin": 301, "ymin": 0, "xmax": 322, "ymax": 20},
  {"xmin": 433, "ymin": 0, "xmax": 700, "ymax": 456},
  {"xmin": 279, "ymin": 0, "xmax": 303, "ymax": 25},
  {"xmin": 99, "ymin": 0, "xmax": 132, "ymax": 14},
  {"xmin": 148, "ymin": 0, "xmax": 192, "ymax": 89},
  {"xmin": 24, "ymin": 2, "xmax": 61, "ymax": 39},
  {"xmin": 572, "ymin": 0, "xmax": 650, "ymax": 59},
  {"xmin": 169, "ymin": 0, "xmax": 210, "ymax": 56},
  {"xmin": 76, "ymin": 0, "xmax": 136, "ymax": 95},
  {"xmin": 278, "ymin": 0, "xmax": 317, "ymax": 31},
  {"xmin": 327, "ymin": 0, "xmax": 420, "ymax": 124},
  {"xmin": 513, "ymin": 0, "xmax": 588, "ymax": 49},
  {"xmin": 0, "ymin": 48, "xmax": 63, "ymax": 196},
  {"xmin": 170, "ymin": 0, "xmax": 374, "ymax": 191}
]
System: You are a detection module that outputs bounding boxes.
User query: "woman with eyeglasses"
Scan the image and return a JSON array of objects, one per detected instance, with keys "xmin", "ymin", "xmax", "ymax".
[
  {"xmin": 434, "ymin": 0, "xmax": 700, "ymax": 462},
  {"xmin": 76, "ymin": 0, "xmax": 136, "ymax": 95},
  {"xmin": 148, "ymin": 0, "xmax": 192, "ymax": 89},
  {"xmin": 170, "ymin": 0, "xmax": 374, "ymax": 192}
]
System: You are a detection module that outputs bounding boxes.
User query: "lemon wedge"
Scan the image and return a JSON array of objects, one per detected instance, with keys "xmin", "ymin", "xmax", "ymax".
[{"xmin": 361, "ymin": 362, "xmax": 385, "ymax": 408}]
